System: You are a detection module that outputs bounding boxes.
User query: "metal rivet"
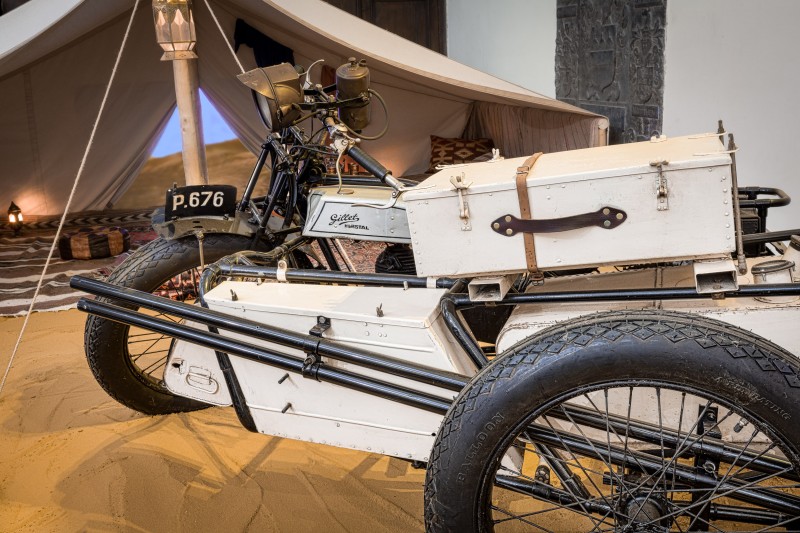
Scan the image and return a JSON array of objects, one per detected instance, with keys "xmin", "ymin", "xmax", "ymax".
[
  {"xmin": 504, "ymin": 215, "xmax": 512, "ymax": 222},
  {"xmin": 492, "ymin": 222, "xmax": 500, "ymax": 230},
  {"xmin": 603, "ymin": 208, "xmax": 610, "ymax": 215},
  {"xmin": 505, "ymin": 229, "xmax": 513, "ymax": 235},
  {"xmin": 603, "ymin": 220, "xmax": 611, "ymax": 228},
  {"xmin": 616, "ymin": 213, "xmax": 623, "ymax": 220}
]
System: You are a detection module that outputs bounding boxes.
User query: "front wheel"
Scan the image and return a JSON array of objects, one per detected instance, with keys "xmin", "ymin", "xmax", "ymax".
[
  {"xmin": 425, "ymin": 311, "xmax": 800, "ymax": 532},
  {"xmin": 84, "ymin": 234, "xmax": 265, "ymax": 415}
]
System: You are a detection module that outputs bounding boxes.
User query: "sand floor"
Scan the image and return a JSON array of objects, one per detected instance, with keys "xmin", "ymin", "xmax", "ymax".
[{"xmin": 0, "ymin": 310, "xmax": 425, "ymax": 532}]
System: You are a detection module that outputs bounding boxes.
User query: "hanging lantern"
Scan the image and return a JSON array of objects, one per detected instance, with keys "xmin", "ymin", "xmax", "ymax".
[
  {"xmin": 7, "ymin": 202, "xmax": 23, "ymax": 235},
  {"xmin": 152, "ymin": 0, "xmax": 197, "ymax": 60}
]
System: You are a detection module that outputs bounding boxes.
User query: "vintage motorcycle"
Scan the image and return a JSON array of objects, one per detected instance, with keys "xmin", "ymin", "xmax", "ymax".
[{"xmin": 72, "ymin": 60, "xmax": 800, "ymax": 531}]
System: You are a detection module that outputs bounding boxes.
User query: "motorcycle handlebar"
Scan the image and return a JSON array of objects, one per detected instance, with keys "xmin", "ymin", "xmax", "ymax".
[
  {"xmin": 324, "ymin": 117, "xmax": 401, "ymax": 190},
  {"xmin": 347, "ymin": 145, "xmax": 390, "ymax": 182}
]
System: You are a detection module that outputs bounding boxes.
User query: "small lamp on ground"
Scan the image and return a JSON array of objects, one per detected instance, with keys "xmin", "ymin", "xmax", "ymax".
[{"xmin": 7, "ymin": 201, "xmax": 23, "ymax": 235}]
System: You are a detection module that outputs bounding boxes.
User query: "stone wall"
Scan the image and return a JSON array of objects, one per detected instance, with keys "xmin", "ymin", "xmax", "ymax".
[{"xmin": 555, "ymin": 0, "xmax": 666, "ymax": 144}]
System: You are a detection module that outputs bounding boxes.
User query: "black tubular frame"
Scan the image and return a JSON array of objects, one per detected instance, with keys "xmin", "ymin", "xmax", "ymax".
[
  {"xmin": 71, "ymin": 265, "xmax": 800, "ymax": 411},
  {"xmin": 445, "ymin": 283, "xmax": 800, "ymax": 308},
  {"xmin": 70, "ymin": 276, "xmax": 468, "ymax": 393},
  {"xmin": 194, "ymin": 263, "xmax": 800, "ymax": 372},
  {"xmin": 76, "ymin": 297, "xmax": 453, "ymax": 415},
  {"xmin": 70, "ymin": 266, "xmax": 800, "ymax": 523}
]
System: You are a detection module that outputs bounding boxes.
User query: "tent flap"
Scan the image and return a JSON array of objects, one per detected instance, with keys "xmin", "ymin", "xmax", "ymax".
[{"xmin": 0, "ymin": 0, "xmax": 603, "ymax": 216}]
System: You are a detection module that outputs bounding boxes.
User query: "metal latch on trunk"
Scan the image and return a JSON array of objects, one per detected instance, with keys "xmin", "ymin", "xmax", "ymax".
[
  {"xmin": 651, "ymin": 160, "xmax": 670, "ymax": 211},
  {"xmin": 450, "ymin": 173, "xmax": 472, "ymax": 231}
]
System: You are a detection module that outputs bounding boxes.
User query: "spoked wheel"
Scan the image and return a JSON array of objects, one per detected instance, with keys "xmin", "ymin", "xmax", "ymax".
[
  {"xmin": 125, "ymin": 263, "xmax": 203, "ymax": 389},
  {"xmin": 425, "ymin": 311, "xmax": 800, "ymax": 532},
  {"xmin": 84, "ymin": 234, "xmax": 267, "ymax": 415}
]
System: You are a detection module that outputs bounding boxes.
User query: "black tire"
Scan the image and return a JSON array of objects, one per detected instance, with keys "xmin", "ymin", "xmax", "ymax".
[
  {"xmin": 425, "ymin": 310, "xmax": 800, "ymax": 532},
  {"xmin": 84, "ymin": 234, "xmax": 264, "ymax": 415}
]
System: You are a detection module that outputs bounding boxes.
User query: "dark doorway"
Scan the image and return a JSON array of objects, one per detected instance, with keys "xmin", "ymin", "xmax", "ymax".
[{"xmin": 322, "ymin": 0, "xmax": 446, "ymax": 54}]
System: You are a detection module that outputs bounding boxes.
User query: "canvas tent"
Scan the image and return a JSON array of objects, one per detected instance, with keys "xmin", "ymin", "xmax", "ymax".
[{"xmin": 0, "ymin": 0, "xmax": 607, "ymax": 217}]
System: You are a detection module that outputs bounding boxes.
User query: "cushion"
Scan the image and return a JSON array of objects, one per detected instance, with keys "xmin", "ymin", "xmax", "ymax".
[
  {"xmin": 58, "ymin": 227, "xmax": 130, "ymax": 260},
  {"xmin": 428, "ymin": 135, "xmax": 495, "ymax": 173}
]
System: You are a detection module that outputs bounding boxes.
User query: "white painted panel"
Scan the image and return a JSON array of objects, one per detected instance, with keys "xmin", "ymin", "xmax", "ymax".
[
  {"xmin": 194, "ymin": 282, "xmax": 478, "ymax": 460},
  {"xmin": 303, "ymin": 186, "xmax": 411, "ymax": 243},
  {"xmin": 496, "ymin": 259, "xmax": 800, "ymax": 359},
  {"xmin": 164, "ymin": 332, "xmax": 232, "ymax": 407}
]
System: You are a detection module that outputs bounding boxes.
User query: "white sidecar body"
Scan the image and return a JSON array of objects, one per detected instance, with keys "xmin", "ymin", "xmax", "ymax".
[{"xmin": 158, "ymin": 134, "xmax": 799, "ymax": 461}]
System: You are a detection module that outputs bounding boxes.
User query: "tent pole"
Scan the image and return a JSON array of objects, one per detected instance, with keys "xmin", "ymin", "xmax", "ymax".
[{"xmin": 172, "ymin": 57, "xmax": 208, "ymax": 185}]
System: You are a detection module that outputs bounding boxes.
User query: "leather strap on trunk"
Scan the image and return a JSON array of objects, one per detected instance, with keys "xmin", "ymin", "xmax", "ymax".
[{"xmin": 515, "ymin": 152, "xmax": 544, "ymax": 278}]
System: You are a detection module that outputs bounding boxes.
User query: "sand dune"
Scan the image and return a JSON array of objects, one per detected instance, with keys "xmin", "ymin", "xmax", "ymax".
[
  {"xmin": 0, "ymin": 310, "xmax": 425, "ymax": 532},
  {"xmin": 114, "ymin": 141, "xmax": 268, "ymax": 211}
]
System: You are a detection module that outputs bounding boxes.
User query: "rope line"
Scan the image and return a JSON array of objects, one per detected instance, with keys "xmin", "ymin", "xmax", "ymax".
[
  {"xmin": 202, "ymin": 0, "xmax": 245, "ymax": 74},
  {"xmin": 0, "ymin": 0, "xmax": 142, "ymax": 397}
]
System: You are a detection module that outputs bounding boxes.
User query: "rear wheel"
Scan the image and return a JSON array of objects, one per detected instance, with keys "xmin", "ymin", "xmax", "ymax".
[
  {"xmin": 84, "ymin": 234, "xmax": 265, "ymax": 415},
  {"xmin": 425, "ymin": 311, "xmax": 800, "ymax": 532}
]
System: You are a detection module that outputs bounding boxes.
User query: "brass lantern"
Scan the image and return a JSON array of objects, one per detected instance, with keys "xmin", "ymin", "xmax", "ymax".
[
  {"xmin": 7, "ymin": 202, "xmax": 22, "ymax": 235},
  {"xmin": 152, "ymin": 0, "xmax": 197, "ymax": 60}
]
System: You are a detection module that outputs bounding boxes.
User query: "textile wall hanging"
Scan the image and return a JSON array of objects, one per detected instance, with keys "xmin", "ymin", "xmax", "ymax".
[{"xmin": 556, "ymin": 0, "xmax": 667, "ymax": 144}]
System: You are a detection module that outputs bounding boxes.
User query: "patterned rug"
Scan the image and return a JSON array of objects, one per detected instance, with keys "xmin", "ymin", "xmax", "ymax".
[
  {"xmin": 0, "ymin": 209, "xmax": 390, "ymax": 317},
  {"xmin": 0, "ymin": 210, "xmax": 157, "ymax": 316}
]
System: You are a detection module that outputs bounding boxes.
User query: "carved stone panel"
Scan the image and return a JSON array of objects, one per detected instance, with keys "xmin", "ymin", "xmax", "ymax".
[{"xmin": 556, "ymin": 0, "xmax": 666, "ymax": 144}]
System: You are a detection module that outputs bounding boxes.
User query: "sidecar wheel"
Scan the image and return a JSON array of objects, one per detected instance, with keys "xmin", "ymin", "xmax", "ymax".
[
  {"xmin": 84, "ymin": 234, "xmax": 266, "ymax": 415},
  {"xmin": 424, "ymin": 310, "xmax": 800, "ymax": 532}
]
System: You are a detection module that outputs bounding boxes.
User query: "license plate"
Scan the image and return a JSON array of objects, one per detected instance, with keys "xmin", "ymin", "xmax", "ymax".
[{"xmin": 164, "ymin": 185, "xmax": 237, "ymax": 219}]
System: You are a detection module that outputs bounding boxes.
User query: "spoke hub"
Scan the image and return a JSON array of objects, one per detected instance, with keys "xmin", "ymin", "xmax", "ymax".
[{"xmin": 621, "ymin": 493, "xmax": 670, "ymax": 531}]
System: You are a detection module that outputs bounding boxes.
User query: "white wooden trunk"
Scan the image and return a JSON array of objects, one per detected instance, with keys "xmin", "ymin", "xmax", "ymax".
[
  {"xmin": 404, "ymin": 134, "xmax": 735, "ymax": 278},
  {"xmin": 165, "ymin": 282, "xmax": 478, "ymax": 461}
]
